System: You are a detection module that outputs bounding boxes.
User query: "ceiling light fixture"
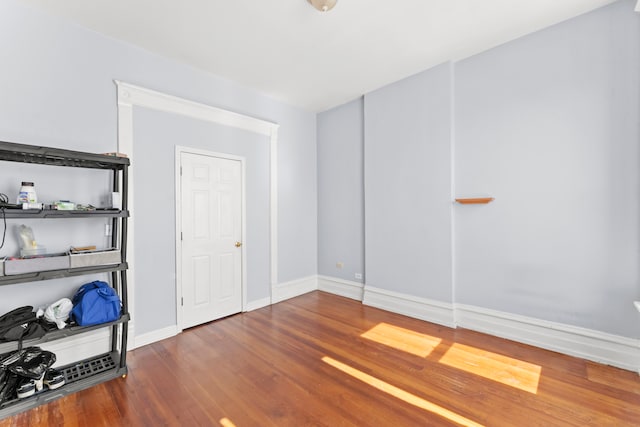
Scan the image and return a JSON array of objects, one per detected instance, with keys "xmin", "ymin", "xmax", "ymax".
[{"xmin": 308, "ymin": 0, "xmax": 337, "ymax": 12}]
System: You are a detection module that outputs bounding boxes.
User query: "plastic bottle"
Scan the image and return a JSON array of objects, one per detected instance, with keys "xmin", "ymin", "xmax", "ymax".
[{"xmin": 17, "ymin": 182, "xmax": 37, "ymax": 204}]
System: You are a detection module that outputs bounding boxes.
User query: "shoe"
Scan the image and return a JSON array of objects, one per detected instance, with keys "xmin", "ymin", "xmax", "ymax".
[
  {"xmin": 16, "ymin": 378, "xmax": 36, "ymax": 399},
  {"xmin": 44, "ymin": 369, "xmax": 65, "ymax": 390},
  {"xmin": 0, "ymin": 373, "xmax": 19, "ymax": 404},
  {"xmin": 34, "ymin": 374, "xmax": 44, "ymax": 392}
]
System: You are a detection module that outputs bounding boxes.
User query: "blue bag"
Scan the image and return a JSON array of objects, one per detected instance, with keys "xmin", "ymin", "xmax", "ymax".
[{"xmin": 70, "ymin": 281, "xmax": 121, "ymax": 326}]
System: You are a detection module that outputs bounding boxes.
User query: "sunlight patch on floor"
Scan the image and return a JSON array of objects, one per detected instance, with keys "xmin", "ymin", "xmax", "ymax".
[
  {"xmin": 439, "ymin": 343, "xmax": 541, "ymax": 394},
  {"xmin": 360, "ymin": 322, "xmax": 443, "ymax": 357},
  {"xmin": 220, "ymin": 417, "xmax": 237, "ymax": 427},
  {"xmin": 322, "ymin": 356, "xmax": 484, "ymax": 427}
]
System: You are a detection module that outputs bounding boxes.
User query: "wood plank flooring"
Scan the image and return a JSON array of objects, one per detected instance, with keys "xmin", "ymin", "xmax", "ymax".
[{"xmin": 1, "ymin": 291, "xmax": 639, "ymax": 426}]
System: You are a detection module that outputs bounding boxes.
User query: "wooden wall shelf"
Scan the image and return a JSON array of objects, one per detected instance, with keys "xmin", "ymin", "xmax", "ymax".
[{"xmin": 455, "ymin": 197, "xmax": 494, "ymax": 204}]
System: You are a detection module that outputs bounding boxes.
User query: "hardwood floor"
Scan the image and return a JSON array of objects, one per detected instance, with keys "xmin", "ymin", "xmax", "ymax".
[{"xmin": 1, "ymin": 291, "xmax": 639, "ymax": 426}]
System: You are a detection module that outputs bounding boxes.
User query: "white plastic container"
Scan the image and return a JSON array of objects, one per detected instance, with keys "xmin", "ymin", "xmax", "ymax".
[
  {"xmin": 69, "ymin": 249, "xmax": 121, "ymax": 268},
  {"xmin": 4, "ymin": 253, "xmax": 69, "ymax": 275},
  {"xmin": 20, "ymin": 246, "xmax": 47, "ymax": 257},
  {"xmin": 17, "ymin": 181, "xmax": 37, "ymax": 204},
  {"xmin": 111, "ymin": 192, "xmax": 122, "ymax": 210}
]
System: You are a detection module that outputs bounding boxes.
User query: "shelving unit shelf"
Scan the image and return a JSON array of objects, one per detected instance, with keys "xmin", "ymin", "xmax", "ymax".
[
  {"xmin": 0, "ymin": 314, "xmax": 130, "ymax": 354},
  {"xmin": 0, "ymin": 141, "xmax": 129, "ymax": 170},
  {"xmin": 0, "ymin": 264, "xmax": 128, "ymax": 287},
  {"xmin": 0, "ymin": 140, "xmax": 129, "ymax": 419},
  {"xmin": 3, "ymin": 210, "xmax": 129, "ymax": 219},
  {"xmin": 0, "ymin": 352, "xmax": 127, "ymax": 417}
]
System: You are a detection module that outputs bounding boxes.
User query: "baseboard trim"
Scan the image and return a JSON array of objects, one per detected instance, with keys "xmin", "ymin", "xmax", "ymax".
[
  {"xmin": 318, "ymin": 275, "xmax": 364, "ymax": 301},
  {"xmin": 361, "ymin": 286, "xmax": 639, "ymax": 371},
  {"xmin": 131, "ymin": 275, "xmax": 319, "ymax": 349},
  {"xmin": 362, "ymin": 285, "xmax": 456, "ymax": 328},
  {"xmin": 245, "ymin": 297, "xmax": 272, "ymax": 312},
  {"xmin": 124, "ymin": 275, "xmax": 640, "ymax": 372},
  {"xmin": 41, "ymin": 329, "xmax": 111, "ymax": 368},
  {"xmin": 133, "ymin": 325, "xmax": 180, "ymax": 349},
  {"xmin": 456, "ymin": 304, "xmax": 640, "ymax": 372},
  {"xmin": 271, "ymin": 275, "xmax": 318, "ymax": 304}
]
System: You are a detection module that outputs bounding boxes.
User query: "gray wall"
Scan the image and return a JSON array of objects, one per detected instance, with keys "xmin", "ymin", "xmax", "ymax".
[
  {"xmin": 277, "ymin": 110, "xmax": 318, "ymax": 283},
  {"xmin": 133, "ymin": 108, "xmax": 270, "ymax": 334},
  {"xmin": 364, "ymin": 63, "xmax": 454, "ymax": 302},
  {"xmin": 0, "ymin": 0, "xmax": 317, "ymax": 335},
  {"xmin": 318, "ymin": 1, "xmax": 639, "ymax": 338},
  {"xmin": 454, "ymin": 0, "xmax": 640, "ymax": 337},
  {"xmin": 317, "ymin": 99, "xmax": 365, "ymax": 282},
  {"xmin": 2, "ymin": 0, "xmax": 638, "ymax": 342}
]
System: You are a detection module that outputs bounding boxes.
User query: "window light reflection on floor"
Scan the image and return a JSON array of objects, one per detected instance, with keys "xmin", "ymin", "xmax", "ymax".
[
  {"xmin": 322, "ymin": 356, "xmax": 484, "ymax": 427},
  {"xmin": 361, "ymin": 323, "xmax": 542, "ymax": 395},
  {"xmin": 439, "ymin": 343, "xmax": 541, "ymax": 394},
  {"xmin": 360, "ymin": 322, "xmax": 442, "ymax": 357}
]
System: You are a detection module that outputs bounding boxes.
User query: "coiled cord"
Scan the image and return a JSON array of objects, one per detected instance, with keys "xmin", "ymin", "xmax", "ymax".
[{"xmin": 0, "ymin": 193, "xmax": 7, "ymax": 249}]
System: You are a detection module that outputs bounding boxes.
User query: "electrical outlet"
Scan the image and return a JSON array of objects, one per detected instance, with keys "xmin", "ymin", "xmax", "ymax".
[{"xmin": 355, "ymin": 273, "xmax": 363, "ymax": 280}]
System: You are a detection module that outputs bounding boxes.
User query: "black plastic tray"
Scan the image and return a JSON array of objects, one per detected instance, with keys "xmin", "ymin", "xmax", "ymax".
[{"xmin": 0, "ymin": 352, "xmax": 127, "ymax": 419}]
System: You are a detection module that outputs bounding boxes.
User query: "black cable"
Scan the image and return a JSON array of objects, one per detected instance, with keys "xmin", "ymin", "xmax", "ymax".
[{"xmin": 0, "ymin": 193, "xmax": 7, "ymax": 250}]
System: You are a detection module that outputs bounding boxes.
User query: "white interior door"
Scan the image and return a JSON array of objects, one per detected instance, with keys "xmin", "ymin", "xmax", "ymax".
[{"xmin": 180, "ymin": 152, "xmax": 243, "ymax": 329}]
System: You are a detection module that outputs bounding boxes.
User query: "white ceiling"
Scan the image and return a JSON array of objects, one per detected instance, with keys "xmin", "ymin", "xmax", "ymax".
[{"xmin": 23, "ymin": 0, "xmax": 619, "ymax": 112}]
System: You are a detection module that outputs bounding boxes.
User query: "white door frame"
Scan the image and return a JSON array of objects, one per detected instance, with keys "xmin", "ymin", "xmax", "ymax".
[
  {"xmin": 175, "ymin": 147, "xmax": 247, "ymax": 330},
  {"xmin": 115, "ymin": 81, "xmax": 279, "ymax": 348}
]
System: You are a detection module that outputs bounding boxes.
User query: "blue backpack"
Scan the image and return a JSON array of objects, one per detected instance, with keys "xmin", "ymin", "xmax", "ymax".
[{"xmin": 70, "ymin": 281, "xmax": 121, "ymax": 326}]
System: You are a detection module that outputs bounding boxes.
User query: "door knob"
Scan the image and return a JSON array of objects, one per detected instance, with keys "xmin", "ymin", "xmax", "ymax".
[{"xmin": 235, "ymin": 241, "xmax": 242, "ymax": 247}]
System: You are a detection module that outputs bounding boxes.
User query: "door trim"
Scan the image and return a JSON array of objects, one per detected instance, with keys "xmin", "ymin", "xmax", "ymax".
[
  {"xmin": 114, "ymin": 81, "xmax": 279, "ymax": 348},
  {"xmin": 175, "ymin": 147, "xmax": 247, "ymax": 331}
]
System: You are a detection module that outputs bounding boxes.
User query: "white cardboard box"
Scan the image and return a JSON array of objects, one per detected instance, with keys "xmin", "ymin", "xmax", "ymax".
[
  {"xmin": 69, "ymin": 249, "xmax": 121, "ymax": 268},
  {"xmin": 4, "ymin": 254, "xmax": 70, "ymax": 275}
]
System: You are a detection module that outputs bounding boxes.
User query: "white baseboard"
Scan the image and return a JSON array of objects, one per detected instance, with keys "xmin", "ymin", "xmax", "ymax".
[
  {"xmin": 133, "ymin": 297, "xmax": 273, "ymax": 349},
  {"xmin": 318, "ymin": 275, "xmax": 364, "ymax": 301},
  {"xmin": 41, "ymin": 329, "xmax": 111, "ymax": 368},
  {"xmin": 125, "ymin": 275, "xmax": 640, "ymax": 372},
  {"xmin": 133, "ymin": 325, "xmax": 179, "ymax": 349},
  {"xmin": 127, "ymin": 320, "xmax": 135, "ymax": 351},
  {"xmin": 245, "ymin": 296, "xmax": 272, "ymax": 312},
  {"xmin": 456, "ymin": 304, "xmax": 640, "ymax": 372},
  {"xmin": 360, "ymin": 286, "xmax": 639, "ymax": 371},
  {"xmin": 362, "ymin": 285, "xmax": 456, "ymax": 328},
  {"xmin": 271, "ymin": 275, "xmax": 318, "ymax": 304},
  {"xmin": 130, "ymin": 275, "xmax": 318, "ymax": 349}
]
